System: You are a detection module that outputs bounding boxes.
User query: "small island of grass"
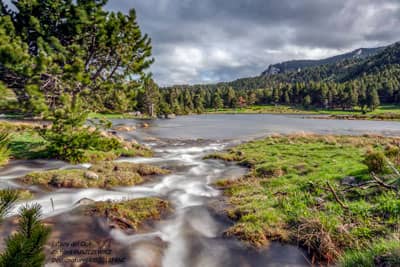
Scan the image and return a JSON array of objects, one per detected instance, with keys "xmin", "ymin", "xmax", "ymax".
[
  {"xmin": 86, "ymin": 197, "xmax": 171, "ymax": 231},
  {"xmin": 21, "ymin": 162, "xmax": 169, "ymax": 189}
]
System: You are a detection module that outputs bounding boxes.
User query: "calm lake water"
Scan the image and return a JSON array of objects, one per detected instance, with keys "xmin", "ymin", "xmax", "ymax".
[{"xmin": 114, "ymin": 114, "xmax": 400, "ymax": 141}]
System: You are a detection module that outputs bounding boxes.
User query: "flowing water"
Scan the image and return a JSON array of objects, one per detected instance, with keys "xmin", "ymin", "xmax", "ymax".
[{"xmin": 1, "ymin": 114, "xmax": 400, "ymax": 266}]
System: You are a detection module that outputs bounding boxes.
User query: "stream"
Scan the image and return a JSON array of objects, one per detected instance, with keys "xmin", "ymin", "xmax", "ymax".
[{"xmin": 2, "ymin": 114, "xmax": 400, "ymax": 266}]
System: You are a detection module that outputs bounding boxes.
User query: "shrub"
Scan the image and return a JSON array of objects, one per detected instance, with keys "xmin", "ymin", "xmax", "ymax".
[
  {"xmin": 39, "ymin": 96, "xmax": 123, "ymax": 163},
  {"xmin": 43, "ymin": 129, "xmax": 122, "ymax": 163},
  {"xmin": 363, "ymin": 151, "xmax": 386, "ymax": 174}
]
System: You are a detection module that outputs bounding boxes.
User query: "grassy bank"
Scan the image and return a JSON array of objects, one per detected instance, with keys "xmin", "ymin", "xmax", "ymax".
[
  {"xmin": 21, "ymin": 162, "xmax": 169, "ymax": 189},
  {"xmin": 205, "ymin": 104, "xmax": 400, "ymax": 120},
  {"xmin": 0, "ymin": 120, "xmax": 152, "ymax": 162},
  {"xmin": 210, "ymin": 134, "xmax": 400, "ymax": 265},
  {"xmin": 86, "ymin": 198, "xmax": 171, "ymax": 231}
]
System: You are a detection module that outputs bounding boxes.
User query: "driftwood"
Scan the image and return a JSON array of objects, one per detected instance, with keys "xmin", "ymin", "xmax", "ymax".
[
  {"xmin": 371, "ymin": 172, "xmax": 398, "ymax": 191},
  {"xmin": 326, "ymin": 182, "xmax": 348, "ymax": 209}
]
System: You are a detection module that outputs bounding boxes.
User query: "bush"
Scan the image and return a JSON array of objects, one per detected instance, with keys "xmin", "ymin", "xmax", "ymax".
[
  {"xmin": 40, "ymin": 97, "xmax": 123, "ymax": 163},
  {"xmin": 363, "ymin": 151, "xmax": 386, "ymax": 174},
  {"xmin": 43, "ymin": 129, "xmax": 122, "ymax": 163}
]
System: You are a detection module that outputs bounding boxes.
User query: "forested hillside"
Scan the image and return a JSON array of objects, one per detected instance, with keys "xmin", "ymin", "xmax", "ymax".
[
  {"xmin": 161, "ymin": 43, "xmax": 400, "ymax": 114},
  {"xmin": 261, "ymin": 46, "xmax": 384, "ymax": 76}
]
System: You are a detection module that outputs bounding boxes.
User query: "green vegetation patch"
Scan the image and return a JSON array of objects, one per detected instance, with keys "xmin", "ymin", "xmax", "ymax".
[
  {"xmin": 21, "ymin": 162, "xmax": 169, "ymax": 189},
  {"xmin": 213, "ymin": 134, "xmax": 400, "ymax": 264},
  {"xmin": 340, "ymin": 239, "xmax": 400, "ymax": 267},
  {"xmin": 86, "ymin": 198, "xmax": 171, "ymax": 231},
  {"xmin": 2, "ymin": 122, "xmax": 153, "ymax": 162}
]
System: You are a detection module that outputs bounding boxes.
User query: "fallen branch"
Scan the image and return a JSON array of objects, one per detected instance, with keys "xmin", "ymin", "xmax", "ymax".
[
  {"xmin": 371, "ymin": 172, "xmax": 398, "ymax": 191},
  {"xmin": 326, "ymin": 182, "xmax": 348, "ymax": 209}
]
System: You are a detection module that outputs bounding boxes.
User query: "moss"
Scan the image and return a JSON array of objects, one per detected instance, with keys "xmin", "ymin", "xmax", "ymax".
[
  {"xmin": 16, "ymin": 189, "xmax": 35, "ymax": 200},
  {"xmin": 212, "ymin": 134, "xmax": 400, "ymax": 264},
  {"xmin": 86, "ymin": 198, "xmax": 171, "ymax": 231},
  {"xmin": 21, "ymin": 162, "xmax": 170, "ymax": 189}
]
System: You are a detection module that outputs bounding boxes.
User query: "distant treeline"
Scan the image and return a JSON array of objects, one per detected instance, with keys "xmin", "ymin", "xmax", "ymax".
[{"xmin": 159, "ymin": 43, "xmax": 400, "ymax": 114}]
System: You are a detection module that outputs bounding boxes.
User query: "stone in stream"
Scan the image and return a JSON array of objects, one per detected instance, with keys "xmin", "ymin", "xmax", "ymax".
[
  {"xmin": 113, "ymin": 125, "xmax": 136, "ymax": 132},
  {"xmin": 166, "ymin": 113, "xmax": 176, "ymax": 119},
  {"xmin": 84, "ymin": 171, "xmax": 99, "ymax": 180},
  {"xmin": 75, "ymin": 198, "xmax": 95, "ymax": 206}
]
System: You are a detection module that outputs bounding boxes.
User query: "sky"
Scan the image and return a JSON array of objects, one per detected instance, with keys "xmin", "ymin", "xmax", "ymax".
[
  {"xmin": 5, "ymin": 0, "xmax": 400, "ymax": 86},
  {"xmin": 104, "ymin": 0, "xmax": 400, "ymax": 86}
]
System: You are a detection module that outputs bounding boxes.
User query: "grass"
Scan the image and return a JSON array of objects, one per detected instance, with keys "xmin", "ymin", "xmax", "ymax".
[
  {"xmin": 86, "ymin": 197, "xmax": 171, "ymax": 231},
  {"xmin": 8, "ymin": 130, "xmax": 50, "ymax": 160},
  {"xmin": 21, "ymin": 162, "xmax": 170, "ymax": 189},
  {"xmin": 340, "ymin": 238, "xmax": 400, "ymax": 267},
  {"xmin": 206, "ymin": 104, "xmax": 400, "ymax": 120},
  {"xmin": 211, "ymin": 134, "xmax": 400, "ymax": 264}
]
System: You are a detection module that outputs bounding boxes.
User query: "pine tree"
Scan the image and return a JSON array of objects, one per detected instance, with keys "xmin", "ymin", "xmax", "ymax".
[
  {"xmin": 0, "ymin": 0, "xmax": 153, "ymax": 114},
  {"xmin": 367, "ymin": 88, "xmax": 380, "ymax": 111},
  {"xmin": 212, "ymin": 90, "xmax": 223, "ymax": 110},
  {"xmin": 0, "ymin": 204, "xmax": 51, "ymax": 267},
  {"xmin": 224, "ymin": 87, "xmax": 236, "ymax": 107},
  {"xmin": 137, "ymin": 76, "xmax": 159, "ymax": 116}
]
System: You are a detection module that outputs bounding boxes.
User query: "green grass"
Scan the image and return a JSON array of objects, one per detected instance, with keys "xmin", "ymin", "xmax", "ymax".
[
  {"xmin": 340, "ymin": 239, "xmax": 400, "ymax": 267},
  {"xmin": 8, "ymin": 130, "xmax": 49, "ymax": 160},
  {"xmin": 22, "ymin": 162, "xmax": 170, "ymax": 189},
  {"xmin": 86, "ymin": 197, "xmax": 171, "ymax": 231},
  {"xmin": 206, "ymin": 104, "xmax": 400, "ymax": 119},
  {"xmin": 212, "ymin": 134, "xmax": 400, "ymax": 264}
]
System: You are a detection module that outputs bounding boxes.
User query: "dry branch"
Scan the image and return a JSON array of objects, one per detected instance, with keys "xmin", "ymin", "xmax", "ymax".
[{"xmin": 326, "ymin": 182, "xmax": 348, "ymax": 209}]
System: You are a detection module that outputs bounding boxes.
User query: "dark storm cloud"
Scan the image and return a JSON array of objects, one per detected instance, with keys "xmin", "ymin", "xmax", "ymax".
[{"xmin": 12, "ymin": 0, "xmax": 400, "ymax": 85}]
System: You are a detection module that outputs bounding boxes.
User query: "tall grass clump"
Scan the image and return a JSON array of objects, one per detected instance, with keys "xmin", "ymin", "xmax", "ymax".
[{"xmin": 0, "ymin": 131, "xmax": 10, "ymax": 165}]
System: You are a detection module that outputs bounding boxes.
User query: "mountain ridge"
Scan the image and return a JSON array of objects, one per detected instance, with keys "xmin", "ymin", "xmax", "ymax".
[{"xmin": 261, "ymin": 46, "xmax": 386, "ymax": 76}]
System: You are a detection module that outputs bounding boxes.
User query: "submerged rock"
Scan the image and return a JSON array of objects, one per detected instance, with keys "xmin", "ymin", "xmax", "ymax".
[{"xmin": 166, "ymin": 113, "xmax": 176, "ymax": 119}]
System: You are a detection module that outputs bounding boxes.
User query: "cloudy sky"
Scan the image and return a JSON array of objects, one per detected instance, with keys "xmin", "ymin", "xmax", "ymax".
[
  {"xmin": 105, "ymin": 0, "xmax": 400, "ymax": 86},
  {"xmin": 6, "ymin": 0, "xmax": 400, "ymax": 86}
]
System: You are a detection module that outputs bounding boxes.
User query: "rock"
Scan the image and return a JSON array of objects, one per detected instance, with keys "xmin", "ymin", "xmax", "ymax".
[
  {"xmin": 99, "ymin": 130, "xmax": 111, "ymax": 138},
  {"xmin": 113, "ymin": 125, "xmax": 135, "ymax": 132},
  {"xmin": 166, "ymin": 113, "xmax": 176, "ymax": 119},
  {"xmin": 130, "ymin": 139, "xmax": 138, "ymax": 145},
  {"xmin": 75, "ymin": 198, "xmax": 95, "ymax": 206},
  {"xmin": 314, "ymin": 197, "xmax": 325, "ymax": 205},
  {"xmin": 141, "ymin": 122, "xmax": 149, "ymax": 128},
  {"xmin": 86, "ymin": 126, "xmax": 97, "ymax": 133},
  {"xmin": 158, "ymin": 114, "xmax": 166, "ymax": 119},
  {"xmin": 341, "ymin": 176, "xmax": 357, "ymax": 186},
  {"xmin": 84, "ymin": 171, "xmax": 99, "ymax": 180},
  {"xmin": 129, "ymin": 111, "xmax": 142, "ymax": 116}
]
